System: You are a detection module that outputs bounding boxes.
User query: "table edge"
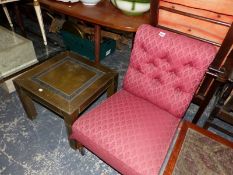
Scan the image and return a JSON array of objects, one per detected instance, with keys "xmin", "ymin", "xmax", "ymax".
[{"xmin": 163, "ymin": 120, "xmax": 233, "ymax": 175}]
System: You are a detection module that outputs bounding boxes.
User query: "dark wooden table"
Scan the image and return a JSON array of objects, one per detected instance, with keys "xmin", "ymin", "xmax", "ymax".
[
  {"xmin": 38, "ymin": 0, "xmax": 150, "ymax": 63},
  {"xmin": 163, "ymin": 121, "xmax": 233, "ymax": 175},
  {"xmin": 13, "ymin": 52, "xmax": 118, "ymax": 149}
]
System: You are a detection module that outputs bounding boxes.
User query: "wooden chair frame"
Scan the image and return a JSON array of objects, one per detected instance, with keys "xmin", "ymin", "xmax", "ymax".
[
  {"xmin": 149, "ymin": 0, "xmax": 233, "ymax": 123},
  {"xmin": 204, "ymin": 49, "xmax": 233, "ymax": 137}
]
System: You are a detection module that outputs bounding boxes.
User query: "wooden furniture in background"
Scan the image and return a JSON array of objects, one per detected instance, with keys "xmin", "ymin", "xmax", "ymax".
[
  {"xmin": 0, "ymin": 0, "xmax": 47, "ymax": 44},
  {"xmin": 13, "ymin": 51, "xmax": 118, "ymax": 149},
  {"xmin": 38, "ymin": 0, "xmax": 150, "ymax": 63},
  {"xmin": 204, "ymin": 49, "xmax": 233, "ymax": 137},
  {"xmin": 0, "ymin": 0, "xmax": 25, "ymax": 35},
  {"xmin": 156, "ymin": 0, "xmax": 233, "ymax": 45},
  {"xmin": 34, "ymin": 0, "xmax": 47, "ymax": 45},
  {"xmin": 150, "ymin": 0, "xmax": 233, "ymax": 124},
  {"xmin": 0, "ymin": 0, "xmax": 19, "ymax": 28},
  {"xmin": 164, "ymin": 121, "xmax": 233, "ymax": 175}
]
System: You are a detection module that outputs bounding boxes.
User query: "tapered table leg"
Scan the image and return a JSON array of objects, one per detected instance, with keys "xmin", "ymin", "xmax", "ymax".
[
  {"xmin": 33, "ymin": 0, "xmax": 47, "ymax": 46},
  {"xmin": 94, "ymin": 25, "xmax": 101, "ymax": 63},
  {"xmin": 2, "ymin": 4, "xmax": 13, "ymax": 28}
]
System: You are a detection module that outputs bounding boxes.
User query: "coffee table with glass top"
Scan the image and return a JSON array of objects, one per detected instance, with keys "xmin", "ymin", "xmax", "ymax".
[{"xmin": 13, "ymin": 51, "xmax": 118, "ymax": 149}]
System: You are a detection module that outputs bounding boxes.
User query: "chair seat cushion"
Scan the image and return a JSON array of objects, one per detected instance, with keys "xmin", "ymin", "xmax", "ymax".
[{"xmin": 71, "ymin": 90, "xmax": 180, "ymax": 175}]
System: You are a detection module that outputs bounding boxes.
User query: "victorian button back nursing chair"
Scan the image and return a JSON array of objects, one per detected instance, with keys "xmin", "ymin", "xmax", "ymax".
[{"xmin": 70, "ymin": 0, "xmax": 233, "ymax": 174}]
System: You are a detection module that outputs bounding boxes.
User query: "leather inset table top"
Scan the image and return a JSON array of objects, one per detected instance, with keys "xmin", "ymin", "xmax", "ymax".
[
  {"xmin": 14, "ymin": 51, "xmax": 117, "ymax": 114},
  {"xmin": 32, "ymin": 56, "xmax": 105, "ymax": 100}
]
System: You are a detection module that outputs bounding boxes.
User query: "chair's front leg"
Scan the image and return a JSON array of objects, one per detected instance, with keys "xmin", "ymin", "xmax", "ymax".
[
  {"xmin": 62, "ymin": 112, "xmax": 85, "ymax": 155},
  {"xmin": 33, "ymin": 0, "xmax": 47, "ymax": 45}
]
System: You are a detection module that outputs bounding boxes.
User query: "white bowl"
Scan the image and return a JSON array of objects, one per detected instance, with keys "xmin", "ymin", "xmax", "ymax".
[
  {"xmin": 80, "ymin": 0, "xmax": 101, "ymax": 5},
  {"xmin": 111, "ymin": 0, "xmax": 150, "ymax": 16}
]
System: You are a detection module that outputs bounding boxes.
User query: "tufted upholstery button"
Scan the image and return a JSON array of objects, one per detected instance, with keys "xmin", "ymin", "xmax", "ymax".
[
  {"xmin": 184, "ymin": 61, "xmax": 197, "ymax": 69},
  {"xmin": 177, "ymin": 87, "xmax": 184, "ymax": 93},
  {"xmin": 134, "ymin": 65, "xmax": 141, "ymax": 73},
  {"xmin": 153, "ymin": 76, "xmax": 163, "ymax": 84},
  {"xmin": 168, "ymin": 68, "xmax": 178, "ymax": 76},
  {"xmin": 140, "ymin": 42, "xmax": 147, "ymax": 52},
  {"xmin": 149, "ymin": 59, "xmax": 155, "ymax": 64},
  {"xmin": 159, "ymin": 56, "xmax": 170, "ymax": 65}
]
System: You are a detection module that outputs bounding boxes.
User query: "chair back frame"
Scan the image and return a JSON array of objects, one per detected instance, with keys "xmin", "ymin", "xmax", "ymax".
[{"xmin": 204, "ymin": 49, "xmax": 233, "ymax": 137}]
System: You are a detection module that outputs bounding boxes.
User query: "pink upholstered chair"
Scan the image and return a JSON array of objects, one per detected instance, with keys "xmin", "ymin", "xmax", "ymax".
[{"xmin": 70, "ymin": 24, "xmax": 218, "ymax": 174}]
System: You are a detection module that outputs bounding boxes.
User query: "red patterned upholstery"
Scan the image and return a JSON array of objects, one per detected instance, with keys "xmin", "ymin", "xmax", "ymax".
[
  {"xmin": 124, "ymin": 25, "xmax": 217, "ymax": 118},
  {"xmin": 71, "ymin": 90, "xmax": 180, "ymax": 175},
  {"xmin": 71, "ymin": 24, "xmax": 217, "ymax": 175}
]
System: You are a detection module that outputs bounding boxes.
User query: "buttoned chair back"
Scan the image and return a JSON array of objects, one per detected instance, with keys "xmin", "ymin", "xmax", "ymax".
[
  {"xmin": 70, "ymin": 24, "xmax": 220, "ymax": 175},
  {"xmin": 124, "ymin": 25, "xmax": 217, "ymax": 118}
]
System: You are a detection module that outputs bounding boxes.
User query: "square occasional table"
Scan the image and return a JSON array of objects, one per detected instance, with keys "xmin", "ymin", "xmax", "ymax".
[
  {"xmin": 13, "ymin": 51, "xmax": 118, "ymax": 149},
  {"xmin": 163, "ymin": 121, "xmax": 233, "ymax": 175}
]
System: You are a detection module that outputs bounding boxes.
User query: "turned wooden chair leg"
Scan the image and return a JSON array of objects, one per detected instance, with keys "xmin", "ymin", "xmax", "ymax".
[
  {"xmin": 33, "ymin": 0, "xmax": 47, "ymax": 45},
  {"xmin": 63, "ymin": 112, "xmax": 85, "ymax": 155},
  {"xmin": 2, "ymin": 4, "xmax": 13, "ymax": 28},
  {"xmin": 77, "ymin": 142, "xmax": 85, "ymax": 155}
]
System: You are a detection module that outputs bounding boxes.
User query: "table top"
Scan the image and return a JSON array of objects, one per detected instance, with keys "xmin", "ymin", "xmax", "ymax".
[
  {"xmin": 0, "ymin": 26, "xmax": 27, "ymax": 51},
  {"xmin": 14, "ymin": 52, "xmax": 117, "ymax": 115},
  {"xmin": 0, "ymin": 0, "xmax": 19, "ymax": 4},
  {"xmin": 164, "ymin": 121, "xmax": 233, "ymax": 175},
  {"xmin": 39, "ymin": 0, "xmax": 150, "ymax": 32}
]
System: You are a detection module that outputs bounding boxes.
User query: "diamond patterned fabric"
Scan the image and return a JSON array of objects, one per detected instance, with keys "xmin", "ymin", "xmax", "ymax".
[
  {"xmin": 71, "ymin": 24, "xmax": 218, "ymax": 175},
  {"xmin": 71, "ymin": 90, "xmax": 180, "ymax": 175},
  {"xmin": 123, "ymin": 24, "xmax": 217, "ymax": 118}
]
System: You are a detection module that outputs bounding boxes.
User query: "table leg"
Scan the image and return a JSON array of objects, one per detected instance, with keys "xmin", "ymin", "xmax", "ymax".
[
  {"xmin": 14, "ymin": 82, "xmax": 37, "ymax": 120},
  {"xmin": 2, "ymin": 4, "xmax": 13, "ymax": 28},
  {"xmin": 107, "ymin": 74, "xmax": 118, "ymax": 97},
  {"xmin": 94, "ymin": 25, "xmax": 101, "ymax": 64},
  {"xmin": 33, "ymin": 0, "xmax": 47, "ymax": 46}
]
